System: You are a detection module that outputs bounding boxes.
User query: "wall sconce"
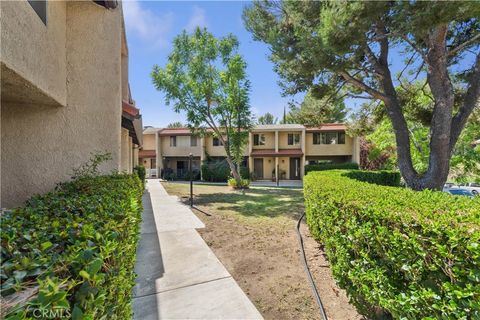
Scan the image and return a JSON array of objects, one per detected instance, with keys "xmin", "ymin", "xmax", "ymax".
[
  {"xmin": 268, "ymin": 159, "xmax": 271, "ymax": 163},
  {"xmin": 143, "ymin": 160, "xmax": 147, "ymax": 164},
  {"xmin": 282, "ymin": 159, "xmax": 285, "ymax": 163}
]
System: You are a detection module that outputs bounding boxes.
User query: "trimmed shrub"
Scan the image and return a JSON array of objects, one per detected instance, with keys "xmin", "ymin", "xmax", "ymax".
[
  {"xmin": 133, "ymin": 165, "xmax": 146, "ymax": 186},
  {"xmin": 343, "ymin": 170, "xmax": 401, "ymax": 186},
  {"xmin": 227, "ymin": 178, "xmax": 250, "ymax": 189},
  {"xmin": 305, "ymin": 162, "xmax": 359, "ymax": 174},
  {"xmin": 201, "ymin": 160, "xmax": 230, "ymax": 182},
  {"xmin": 304, "ymin": 170, "xmax": 480, "ymax": 319},
  {"xmin": 1, "ymin": 174, "xmax": 143, "ymax": 319},
  {"xmin": 201, "ymin": 159, "xmax": 248, "ymax": 182}
]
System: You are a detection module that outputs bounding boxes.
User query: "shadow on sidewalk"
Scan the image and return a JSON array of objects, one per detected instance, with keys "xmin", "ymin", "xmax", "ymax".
[{"xmin": 132, "ymin": 190, "xmax": 165, "ymax": 319}]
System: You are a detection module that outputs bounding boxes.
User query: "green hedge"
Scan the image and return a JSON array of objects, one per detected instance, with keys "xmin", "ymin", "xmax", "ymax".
[
  {"xmin": 133, "ymin": 165, "xmax": 146, "ymax": 187},
  {"xmin": 305, "ymin": 162, "xmax": 359, "ymax": 174},
  {"xmin": 343, "ymin": 170, "xmax": 401, "ymax": 186},
  {"xmin": 201, "ymin": 160, "xmax": 248, "ymax": 182},
  {"xmin": 304, "ymin": 170, "xmax": 480, "ymax": 319},
  {"xmin": 1, "ymin": 174, "xmax": 143, "ymax": 319}
]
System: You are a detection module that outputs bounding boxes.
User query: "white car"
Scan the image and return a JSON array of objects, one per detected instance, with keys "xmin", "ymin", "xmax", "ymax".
[
  {"xmin": 458, "ymin": 183, "xmax": 480, "ymax": 195},
  {"xmin": 443, "ymin": 182, "xmax": 458, "ymax": 192}
]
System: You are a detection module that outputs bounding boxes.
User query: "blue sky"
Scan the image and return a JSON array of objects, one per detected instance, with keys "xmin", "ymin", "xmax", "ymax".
[
  {"xmin": 124, "ymin": 1, "xmax": 477, "ymax": 128},
  {"xmin": 124, "ymin": 0, "xmax": 299, "ymax": 128}
]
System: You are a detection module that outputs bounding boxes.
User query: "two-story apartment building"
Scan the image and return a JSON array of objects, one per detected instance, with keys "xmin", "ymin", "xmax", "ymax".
[
  {"xmin": 1, "ymin": 1, "xmax": 142, "ymax": 207},
  {"xmin": 139, "ymin": 124, "xmax": 359, "ymax": 181}
]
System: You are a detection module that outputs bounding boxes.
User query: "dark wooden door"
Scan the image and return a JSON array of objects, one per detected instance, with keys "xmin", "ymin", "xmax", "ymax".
[
  {"xmin": 290, "ymin": 157, "xmax": 301, "ymax": 180},
  {"xmin": 254, "ymin": 158, "xmax": 264, "ymax": 179}
]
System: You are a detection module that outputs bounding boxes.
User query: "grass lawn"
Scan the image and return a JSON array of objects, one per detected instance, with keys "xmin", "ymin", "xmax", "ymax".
[{"xmin": 162, "ymin": 182, "xmax": 361, "ymax": 320}]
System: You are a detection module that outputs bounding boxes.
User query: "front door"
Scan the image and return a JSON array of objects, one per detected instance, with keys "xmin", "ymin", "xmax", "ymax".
[
  {"xmin": 290, "ymin": 157, "xmax": 301, "ymax": 180},
  {"xmin": 254, "ymin": 158, "xmax": 264, "ymax": 179}
]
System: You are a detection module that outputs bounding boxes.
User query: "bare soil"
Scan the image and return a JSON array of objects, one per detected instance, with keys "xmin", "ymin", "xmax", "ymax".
[{"xmin": 162, "ymin": 182, "xmax": 363, "ymax": 320}]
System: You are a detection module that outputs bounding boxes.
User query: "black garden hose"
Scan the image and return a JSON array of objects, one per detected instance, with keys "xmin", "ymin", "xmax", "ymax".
[{"xmin": 296, "ymin": 212, "xmax": 328, "ymax": 320}]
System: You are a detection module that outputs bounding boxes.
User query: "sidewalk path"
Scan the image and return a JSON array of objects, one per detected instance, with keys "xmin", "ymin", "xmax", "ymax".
[{"xmin": 132, "ymin": 179, "xmax": 263, "ymax": 320}]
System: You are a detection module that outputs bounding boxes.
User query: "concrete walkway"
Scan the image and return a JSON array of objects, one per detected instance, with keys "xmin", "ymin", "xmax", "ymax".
[{"xmin": 132, "ymin": 179, "xmax": 263, "ymax": 320}]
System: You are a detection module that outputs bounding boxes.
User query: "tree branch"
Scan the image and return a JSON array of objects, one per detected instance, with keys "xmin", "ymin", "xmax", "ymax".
[
  {"xmin": 339, "ymin": 71, "xmax": 387, "ymax": 101},
  {"xmin": 448, "ymin": 33, "xmax": 480, "ymax": 56},
  {"xmin": 450, "ymin": 52, "xmax": 480, "ymax": 150}
]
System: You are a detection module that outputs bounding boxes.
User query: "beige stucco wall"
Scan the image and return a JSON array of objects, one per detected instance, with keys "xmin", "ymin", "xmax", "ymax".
[
  {"xmin": 204, "ymin": 135, "xmax": 227, "ymax": 157},
  {"xmin": 120, "ymin": 129, "xmax": 132, "ymax": 173},
  {"xmin": 143, "ymin": 134, "xmax": 156, "ymax": 150},
  {"xmin": 1, "ymin": 2, "xmax": 123, "ymax": 208},
  {"xmin": 278, "ymin": 131, "xmax": 303, "ymax": 149},
  {"xmin": 0, "ymin": 1, "xmax": 67, "ymax": 106},
  {"xmin": 278, "ymin": 157, "xmax": 290, "ymax": 179},
  {"xmin": 251, "ymin": 132, "xmax": 275, "ymax": 150},
  {"xmin": 305, "ymin": 133, "xmax": 354, "ymax": 156},
  {"xmin": 161, "ymin": 136, "xmax": 203, "ymax": 157}
]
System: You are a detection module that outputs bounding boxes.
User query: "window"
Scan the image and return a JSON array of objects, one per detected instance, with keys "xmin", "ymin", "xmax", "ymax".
[
  {"xmin": 28, "ymin": 0, "xmax": 47, "ymax": 25},
  {"xmin": 190, "ymin": 136, "xmax": 197, "ymax": 147},
  {"xmin": 338, "ymin": 132, "xmax": 346, "ymax": 144},
  {"xmin": 253, "ymin": 134, "xmax": 266, "ymax": 146},
  {"xmin": 288, "ymin": 133, "xmax": 300, "ymax": 146},
  {"xmin": 213, "ymin": 137, "xmax": 223, "ymax": 146},
  {"xmin": 326, "ymin": 132, "xmax": 337, "ymax": 144},
  {"xmin": 170, "ymin": 136, "xmax": 177, "ymax": 147},
  {"xmin": 315, "ymin": 132, "xmax": 346, "ymax": 145}
]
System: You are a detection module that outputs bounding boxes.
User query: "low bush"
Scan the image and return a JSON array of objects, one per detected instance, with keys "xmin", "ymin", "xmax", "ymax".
[
  {"xmin": 181, "ymin": 169, "xmax": 201, "ymax": 181},
  {"xmin": 1, "ymin": 174, "xmax": 143, "ymax": 319},
  {"xmin": 304, "ymin": 170, "xmax": 480, "ymax": 319},
  {"xmin": 304, "ymin": 162, "xmax": 359, "ymax": 174},
  {"xmin": 227, "ymin": 177, "xmax": 250, "ymax": 189},
  {"xmin": 343, "ymin": 170, "xmax": 401, "ymax": 186},
  {"xmin": 201, "ymin": 160, "xmax": 248, "ymax": 182},
  {"xmin": 133, "ymin": 165, "xmax": 146, "ymax": 186}
]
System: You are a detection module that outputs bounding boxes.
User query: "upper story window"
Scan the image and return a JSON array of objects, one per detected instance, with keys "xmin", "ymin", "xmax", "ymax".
[
  {"xmin": 287, "ymin": 133, "xmax": 300, "ymax": 146},
  {"xmin": 313, "ymin": 132, "xmax": 346, "ymax": 145},
  {"xmin": 28, "ymin": 0, "xmax": 47, "ymax": 25},
  {"xmin": 213, "ymin": 137, "xmax": 223, "ymax": 146},
  {"xmin": 170, "ymin": 136, "xmax": 177, "ymax": 147},
  {"xmin": 190, "ymin": 136, "xmax": 198, "ymax": 147},
  {"xmin": 253, "ymin": 134, "xmax": 266, "ymax": 146}
]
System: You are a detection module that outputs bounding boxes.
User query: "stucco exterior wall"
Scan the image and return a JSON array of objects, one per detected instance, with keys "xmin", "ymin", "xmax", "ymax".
[
  {"xmin": 305, "ymin": 133, "xmax": 354, "ymax": 156},
  {"xmin": 204, "ymin": 135, "xmax": 227, "ymax": 157},
  {"xmin": 160, "ymin": 136, "xmax": 202, "ymax": 157},
  {"xmin": 278, "ymin": 157, "xmax": 290, "ymax": 179},
  {"xmin": 278, "ymin": 131, "xmax": 303, "ymax": 149},
  {"xmin": 1, "ymin": 2, "xmax": 123, "ymax": 208},
  {"xmin": 143, "ymin": 134, "xmax": 156, "ymax": 150},
  {"xmin": 251, "ymin": 132, "xmax": 275, "ymax": 150},
  {"xmin": 0, "ymin": 1, "xmax": 67, "ymax": 106}
]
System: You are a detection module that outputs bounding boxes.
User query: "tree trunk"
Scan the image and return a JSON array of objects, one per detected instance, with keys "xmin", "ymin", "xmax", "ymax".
[{"xmin": 225, "ymin": 156, "xmax": 242, "ymax": 184}]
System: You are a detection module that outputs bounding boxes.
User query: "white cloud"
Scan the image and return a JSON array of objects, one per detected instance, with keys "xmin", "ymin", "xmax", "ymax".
[
  {"xmin": 123, "ymin": 0, "xmax": 174, "ymax": 49},
  {"xmin": 186, "ymin": 6, "xmax": 208, "ymax": 32}
]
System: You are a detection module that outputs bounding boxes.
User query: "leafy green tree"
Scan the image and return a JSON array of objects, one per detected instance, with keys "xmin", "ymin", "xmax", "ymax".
[
  {"xmin": 353, "ymin": 83, "xmax": 480, "ymax": 182},
  {"xmin": 244, "ymin": 1, "xmax": 480, "ymax": 190},
  {"xmin": 257, "ymin": 112, "xmax": 278, "ymax": 124},
  {"xmin": 151, "ymin": 28, "xmax": 252, "ymax": 183},
  {"xmin": 287, "ymin": 90, "xmax": 348, "ymax": 126},
  {"xmin": 166, "ymin": 121, "xmax": 184, "ymax": 128}
]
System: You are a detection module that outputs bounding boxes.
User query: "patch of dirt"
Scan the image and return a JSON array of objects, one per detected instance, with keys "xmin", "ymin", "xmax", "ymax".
[{"xmin": 192, "ymin": 206, "xmax": 363, "ymax": 320}]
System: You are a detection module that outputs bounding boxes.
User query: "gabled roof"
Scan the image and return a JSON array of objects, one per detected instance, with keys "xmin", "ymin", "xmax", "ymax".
[
  {"xmin": 252, "ymin": 124, "xmax": 305, "ymax": 131},
  {"xmin": 143, "ymin": 127, "xmax": 161, "ymax": 135},
  {"xmin": 306, "ymin": 123, "xmax": 347, "ymax": 132}
]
